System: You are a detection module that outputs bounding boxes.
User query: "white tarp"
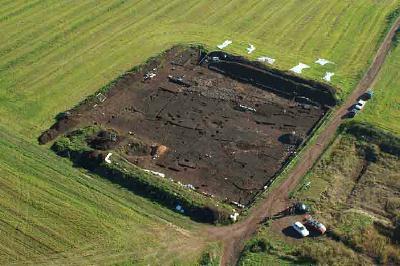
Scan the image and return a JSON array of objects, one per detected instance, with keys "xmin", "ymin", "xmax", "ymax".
[
  {"xmin": 105, "ymin": 153, "xmax": 112, "ymax": 164},
  {"xmin": 315, "ymin": 58, "xmax": 334, "ymax": 66},
  {"xmin": 290, "ymin": 63, "xmax": 310, "ymax": 74},
  {"xmin": 323, "ymin": 72, "xmax": 335, "ymax": 82},
  {"xmin": 217, "ymin": 40, "xmax": 232, "ymax": 49},
  {"xmin": 183, "ymin": 184, "xmax": 195, "ymax": 190},
  {"xmin": 144, "ymin": 169, "xmax": 165, "ymax": 178},
  {"xmin": 230, "ymin": 212, "xmax": 239, "ymax": 222},
  {"xmin": 257, "ymin": 56, "xmax": 275, "ymax": 65},
  {"xmin": 246, "ymin": 44, "xmax": 255, "ymax": 54}
]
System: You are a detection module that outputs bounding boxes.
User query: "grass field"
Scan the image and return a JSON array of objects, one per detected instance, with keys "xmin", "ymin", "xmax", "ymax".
[
  {"xmin": 240, "ymin": 133, "xmax": 400, "ymax": 265},
  {"xmin": 0, "ymin": 124, "xmax": 210, "ymax": 265},
  {"xmin": 1, "ymin": 0, "xmax": 399, "ymax": 138},
  {"xmin": 355, "ymin": 42, "xmax": 400, "ymax": 135},
  {"xmin": 1, "ymin": 0, "xmax": 399, "ymax": 264}
]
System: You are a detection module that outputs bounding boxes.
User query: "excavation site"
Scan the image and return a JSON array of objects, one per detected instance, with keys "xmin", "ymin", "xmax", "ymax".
[{"xmin": 40, "ymin": 46, "xmax": 336, "ymax": 206}]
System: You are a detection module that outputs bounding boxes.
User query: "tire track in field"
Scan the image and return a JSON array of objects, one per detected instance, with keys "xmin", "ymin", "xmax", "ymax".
[
  {"xmin": 0, "ymin": 0, "xmax": 43, "ymax": 23},
  {"xmin": 0, "ymin": 1, "xmax": 98, "ymax": 55},
  {"xmin": 5, "ymin": 0, "xmax": 178, "ymax": 94},
  {"xmin": 0, "ymin": 0, "xmax": 28, "ymax": 18},
  {"xmin": 0, "ymin": 1, "xmax": 130, "ymax": 72}
]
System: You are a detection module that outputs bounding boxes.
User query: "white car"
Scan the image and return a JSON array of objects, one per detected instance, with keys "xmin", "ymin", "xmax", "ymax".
[
  {"xmin": 292, "ymin": 221, "xmax": 309, "ymax": 237},
  {"xmin": 355, "ymin": 99, "xmax": 367, "ymax": 110}
]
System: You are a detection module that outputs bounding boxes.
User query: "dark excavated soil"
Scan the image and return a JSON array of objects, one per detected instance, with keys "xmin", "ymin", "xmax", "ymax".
[{"xmin": 40, "ymin": 46, "xmax": 331, "ymax": 205}]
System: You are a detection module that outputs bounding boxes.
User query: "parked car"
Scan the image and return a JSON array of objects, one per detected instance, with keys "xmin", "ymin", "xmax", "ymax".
[
  {"xmin": 363, "ymin": 89, "xmax": 374, "ymax": 100},
  {"xmin": 304, "ymin": 216, "xmax": 326, "ymax": 235},
  {"xmin": 347, "ymin": 108, "xmax": 358, "ymax": 118},
  {"xmin": 355, "ymin": 99, "xmax": 367, "ymax": 110},
  {"xmin": 292, "ymin": 221, "xmax": 309, "ymax": 237},
  {"xmin": 293, "ymin": 202, "xmax": 310, "ymax": 214}
]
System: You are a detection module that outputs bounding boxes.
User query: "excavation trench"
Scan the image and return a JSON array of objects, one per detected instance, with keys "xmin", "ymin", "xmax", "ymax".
[{"xmin": 39, "ymin": 45, "xmax": 335, "ymax": 213}]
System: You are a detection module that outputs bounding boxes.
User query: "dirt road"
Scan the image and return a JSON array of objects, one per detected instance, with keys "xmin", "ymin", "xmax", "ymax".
[{"xmin": 206, "ymin": 17, "xmax": 400, "ymax": 266}]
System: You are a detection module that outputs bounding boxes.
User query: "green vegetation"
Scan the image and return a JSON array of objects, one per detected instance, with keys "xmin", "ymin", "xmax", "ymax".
[
  {"xmin": 1, "ymin": 0, "xmax": 400, "ymax": 264},
  {"xmin": 295, "ymin": 133, "xmax": 400, "ymax": 264},
  {"xmin": 1, "ymin": 1, "xmax": 399, "ymax": 138},
  {"xmin": 198, "ymin": 243, "xmax": 222, "ymax": 266},
  {"xmin": 241, "ymin": 132, "xmax": 400, "ymax": 265},
  {"xmin": 356, "ymin": 43, "xmax": 400, "ymax": 135},
  {"xmin": 0, "ymin": 124, "xmax": 211, "ymax": 265},
  {"xmin": 52, "ymin": 126, "xmax": 233, "ymax": 224},
  {"xmin": 239, "ymin": 224, "xmax": 372, "ymax": 265},
  {"xmin": 239, "ymin": 232, "xmax": 301, "ymax": 266},
  {"xmin": 344, "ymin": 122, "xmax": 400, "ymax": 156},
  {"xmin": 52, "ymin": 126, "xmax": 100, "ymax": 154}
]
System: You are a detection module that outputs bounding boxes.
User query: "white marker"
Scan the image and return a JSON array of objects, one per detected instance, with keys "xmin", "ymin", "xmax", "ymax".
[
  {"xmin": 290, "ymin": 63, "xmax": 310, "ymax": 74},
  {"xmin": 247, "ymin": 44, "xmax": 255, "ymax": 54},
  {"xmin": 323, "ymin": 72, "xmax": 335, "ymax": 82},
  {"xmin": 315, "ymin": 58, "xmax": 334, "ymax": 66},
  {"xmin": 257, "ymin": 56, "xmax": 275, "ymax": 65},
  {"xmin": 217, "ymin": 40, "xmax": 232, "ymax": 49}
]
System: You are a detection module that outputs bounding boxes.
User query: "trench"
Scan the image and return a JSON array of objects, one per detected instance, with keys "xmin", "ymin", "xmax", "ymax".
[
  {"xmin": 205, "ymin": 51, "xmax": 337, "ymax": 107},
  {"xmin": 39, "ymin": 45, "xmax": 337, "ymax": 217}
]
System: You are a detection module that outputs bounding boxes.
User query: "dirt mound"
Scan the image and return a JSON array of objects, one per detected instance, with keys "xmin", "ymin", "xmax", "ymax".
[
  {"xmin": 151, "ymin": 144, "xmax": 168, "ymax": 158},
  {"xmin": 278, "ymin": 133, "xmax": 303, "ymax": 145},
  {"xmin": 125, "ymin": 140, "xmax": 151, "ymax": 156},
  {"xmin": 89, "ymin": 130, "xmax": 120, "ymax": 150},
  {"xmin": 39, "ymin": 117, "xmax": 78, "ymax": 144}
]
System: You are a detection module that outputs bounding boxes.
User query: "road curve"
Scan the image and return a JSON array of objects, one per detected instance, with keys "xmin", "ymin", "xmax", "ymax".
[{"xmin": 205, "ymin": 16, "xmax": 400, "ymax": 266}]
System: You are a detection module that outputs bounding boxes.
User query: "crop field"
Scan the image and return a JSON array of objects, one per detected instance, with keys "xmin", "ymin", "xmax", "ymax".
[
  {"xmin": 1, "ymin": 0, "xmax": 400, "ymax": 264},
  {"xmin": 239, "ymin": 133, "xmax": 400, "ymax": 265},
  {"xmin": 356, "ymin": 42, "xmax": 400, "ymax": 135},
  {"xmin": 1, "ymin": 0, "xmax": 399, "ymax": 138},
  {"xmin": 0, "ymin": 124, "xmax": 211, "ymax": 265}
]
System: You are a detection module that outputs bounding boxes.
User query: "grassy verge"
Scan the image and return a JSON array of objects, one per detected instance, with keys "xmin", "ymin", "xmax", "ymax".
[
  {"xmin": 238, "ymin": 227, "xmax": 310, "ymax": 265},
  {"xmin": 0, "ymin": 124, "xmax": 206, "ymax": 265},
  {"xmin": 344, "ymin": 122, "xmax": 400, "ymax": 156},
  {"xmin": 198, "ymin": 242, "xmax": 223, "ymax": 266},
  {"xmin": 241, "ymin": 126, "xmax": 400, "ymax": 265},
  {"xmin": 355, "ymin": 41, "xmax": 400, "ymax": 135}
]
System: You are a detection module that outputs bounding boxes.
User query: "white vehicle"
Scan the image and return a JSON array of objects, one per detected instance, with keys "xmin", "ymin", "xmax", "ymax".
[
  {"xmin": 355, "ymin": 99, "xmax": 367, "ymax": 110},
  {"xmin": 292, "ymin": 221, "xmax": 309, "ymax": 237}
]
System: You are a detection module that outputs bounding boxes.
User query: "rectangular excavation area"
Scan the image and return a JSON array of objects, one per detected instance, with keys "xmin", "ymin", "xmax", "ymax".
[{"xmin": 40, "ymin": 46, "xmax": 334, "ymax": 206}]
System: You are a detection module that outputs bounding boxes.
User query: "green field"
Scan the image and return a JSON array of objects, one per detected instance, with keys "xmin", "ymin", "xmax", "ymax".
[
  {"xmin": 1, "ymin": 0, "xmax": 400, "ymax": 264},
  {"xmin": 356, "ymin": 42, "xmax": 400, "ymax": 135},
  {"xmin": 0, "ymin": 124, "xmax": 210, "ymax": 265},
  {"xmin": 1, "ymin": 0, "xmax": 399, "ymax": 138},
  {"xmin": 240, "ymin": 133, "xmax": 400, "ymax": 265}
]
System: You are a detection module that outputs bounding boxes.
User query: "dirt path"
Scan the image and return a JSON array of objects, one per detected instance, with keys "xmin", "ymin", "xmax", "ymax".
[{"xmin": 205, "ymin": 17, "xmax": 400, "ymax": 266}]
